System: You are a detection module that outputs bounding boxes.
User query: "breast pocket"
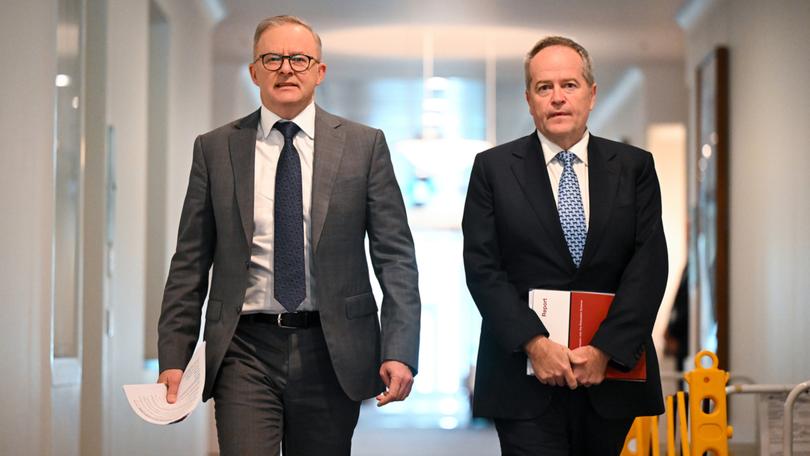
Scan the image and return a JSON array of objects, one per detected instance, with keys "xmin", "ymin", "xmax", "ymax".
[{"xmin": 332, "ymin": 176, "xmax": 366, "ymax": 196}]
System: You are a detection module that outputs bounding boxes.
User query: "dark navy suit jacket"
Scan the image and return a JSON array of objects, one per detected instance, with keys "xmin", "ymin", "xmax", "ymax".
[{"xmin": 463, "ymin": 132, "xmax": 668, "ymax": 419}]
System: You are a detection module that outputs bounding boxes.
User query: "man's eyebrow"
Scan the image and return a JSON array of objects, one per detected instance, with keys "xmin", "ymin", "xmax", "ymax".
[
  {"xmin": 535, "ymin": 77, "xmax": 580, "ymax": 86},
  {"xmin": 259, "ymin": 50, "xmax": 308, "ymax": 55}
]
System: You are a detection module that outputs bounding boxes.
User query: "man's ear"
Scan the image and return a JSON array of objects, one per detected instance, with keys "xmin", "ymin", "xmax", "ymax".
[
  {"xmin": 525, "ymin": 89, "xmax": 535, "ymax": 116},
  {"xmin": 248, "ymin": 63, "xmax": 259, "ymax": 86},
  {"xmin": 315, "ymin": 62, "xmax": 327, "ymax": 86}
]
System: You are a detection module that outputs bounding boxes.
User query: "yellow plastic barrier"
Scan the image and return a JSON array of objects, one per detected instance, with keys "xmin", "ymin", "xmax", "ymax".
[
  {"xmin": 683, "ymin": 350, "xmax": 733, "ymax": 456},
  {"xmin": 665, "ymin": 395, "xmax": 675, "ymax": 456},
  {"xmin": 621, "ymin": 416, "xmax": 652, "ymax": 456},
  {"xmin": 677, "ymin": 391, "xmax": 690, "ymax": 455},
  {"xmin": 620, "ymin": 415, "xmax": 662, "ymax": 456},
  {"xmin": 622, "ymin": 350, "xmax": 734, "ymax": 455}
]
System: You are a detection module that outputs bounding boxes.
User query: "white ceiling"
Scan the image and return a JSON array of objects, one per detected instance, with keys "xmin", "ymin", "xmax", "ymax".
[
  {"xmin": 212, "ymin": 0, "xmax": 688, "ymax": 113},
  {"xmin": 214, "ymin": 0, "xmax": 686, "ymax": 64}
]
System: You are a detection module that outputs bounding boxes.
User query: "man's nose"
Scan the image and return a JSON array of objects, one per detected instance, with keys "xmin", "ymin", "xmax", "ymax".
[
  {"xmin": 278, "ymin": 57, "xmax": 294, "ymax": 73},
  {"xmin": 551, "ymin": 86, "xmax": 565, "ymax": 104}
]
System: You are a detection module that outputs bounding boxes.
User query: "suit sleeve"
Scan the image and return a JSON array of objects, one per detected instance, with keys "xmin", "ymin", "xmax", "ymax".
[
  {"xmin": 365, "ymin": 129, "xmax": 421, "ymax": 373},
  {"xmin": 462, "ymin": 154, "xmax": 548, "ymax": 353},
  {"xmin": 157, "ymin": 135, "xmax": 216, "ymax": 372},
  {"xmin": 590, "ymin": 151, "xmax": 668, "ymax": 369}
]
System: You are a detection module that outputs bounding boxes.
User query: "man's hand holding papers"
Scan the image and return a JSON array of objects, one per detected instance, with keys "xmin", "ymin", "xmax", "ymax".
[{"xmin": 122, "ymin": 342, "xmax": 205, "ymax": 425}]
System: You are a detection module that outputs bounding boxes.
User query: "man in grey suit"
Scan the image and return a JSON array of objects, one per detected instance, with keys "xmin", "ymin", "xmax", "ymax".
[{"xmin": 157, "ymin": 15, "xmax": 421, "ymax": 456}]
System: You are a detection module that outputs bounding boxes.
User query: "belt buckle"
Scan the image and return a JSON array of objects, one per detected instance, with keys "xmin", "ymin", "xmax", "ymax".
[{"xmin": 277, "ymin": 313, "xmax": 297, "ymax": 329}]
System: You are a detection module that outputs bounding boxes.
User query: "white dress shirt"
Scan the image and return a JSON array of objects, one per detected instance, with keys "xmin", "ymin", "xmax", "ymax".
[
  {"xmin": 537, "ymin": 130, "xmax": 591, "ymax": 228},
  {"xmin": 242, "ymin": 102, "xmax": 317, "ymax": 313}
]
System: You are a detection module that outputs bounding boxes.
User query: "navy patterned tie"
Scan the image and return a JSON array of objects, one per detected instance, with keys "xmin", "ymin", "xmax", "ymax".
[
  {"xmin": 273, "ymin": 121, "xmax": 305, "ymax": 311},
  {"xmin": 556, "ymin": 150, "xmax": 587, "ymax": 267}
]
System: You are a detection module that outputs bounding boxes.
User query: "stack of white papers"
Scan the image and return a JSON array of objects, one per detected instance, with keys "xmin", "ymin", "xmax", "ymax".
[
  {"xmin": 527, "ymin": 289, "xmax": 571, "ymax": 375},
  {"xmin": 123, "ymin": 342, "xmax": 205, "ymax": 425}
]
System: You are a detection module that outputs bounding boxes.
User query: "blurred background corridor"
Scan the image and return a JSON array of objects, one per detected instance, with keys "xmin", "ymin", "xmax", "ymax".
[{"xmin": 2, "ymin": 0, "xmax": 809, "ymax": 454}]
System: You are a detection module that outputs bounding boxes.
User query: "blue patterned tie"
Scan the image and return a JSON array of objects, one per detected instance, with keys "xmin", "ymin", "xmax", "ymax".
[
  {"xmin": 273, "ymin": 121, "xmax": 306, "ymax": 311},
  {"xmin": 556, "ymin": 150, "xmax": 587, "ymax": 267}
]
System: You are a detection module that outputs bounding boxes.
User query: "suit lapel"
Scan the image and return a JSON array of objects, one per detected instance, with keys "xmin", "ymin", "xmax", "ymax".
[
  {"xmin": 510, "ymin": 133, "xmax": 573, "ymax": 268},
  {"xmin": 311, "ymin": 106, "xmax": 345, "ymax": 254},
  {"xmin": 229, "ymin": 109, "xmax": 260, "ymax": 247},
  {"xmin": 580, "ymin": 136, "xmax": 619, "ymax": 268}
]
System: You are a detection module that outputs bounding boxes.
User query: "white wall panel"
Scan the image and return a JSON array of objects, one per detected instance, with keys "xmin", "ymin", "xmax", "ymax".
[
  {"xmin": 0, "ymin": 1, "xmax": 57, "ymax": 455},
  {"xmin": 683, "ymin": 0, "xmax": 810, "ymax": 442}
]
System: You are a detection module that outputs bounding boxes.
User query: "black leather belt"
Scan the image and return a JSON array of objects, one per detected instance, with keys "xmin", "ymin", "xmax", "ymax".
[{"xmin": 242, "ymin": 311, "xmax": 321, "ymax": 328}]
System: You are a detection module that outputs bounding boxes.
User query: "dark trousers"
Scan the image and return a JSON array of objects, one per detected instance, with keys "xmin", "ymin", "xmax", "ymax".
[
  {"xmin": 494, "ymin": 387, "xmax": 633, "ymax": 456},
  {"xmin": 212, "ymin": 316, "xmax": 361, "ymax": 456}
]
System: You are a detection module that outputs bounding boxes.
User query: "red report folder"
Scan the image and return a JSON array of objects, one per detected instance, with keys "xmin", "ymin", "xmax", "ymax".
[{"xmin": 527, "ymin": 289, "xmax": 646, "ymax": 381}]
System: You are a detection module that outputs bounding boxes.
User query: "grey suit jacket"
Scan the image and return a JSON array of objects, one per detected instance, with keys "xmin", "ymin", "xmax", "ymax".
[{"xmin": 158, "ymin": 106, "xmax": 421, "ymax": 401}]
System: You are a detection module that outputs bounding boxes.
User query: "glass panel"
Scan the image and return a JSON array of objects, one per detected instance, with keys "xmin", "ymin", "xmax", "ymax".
[
  {"xmin": 697, "ymin": 56, "xmax": 718, "ymax": 354},
  {"xmin": 144, "ymin": 0, "xmax": 170, "ymax": 361},
  {"xmin": 322, "ymin": 74, "xmax": 488, "ymax": 429},
  {"xmin": 53, "ymin": 0, "xmax": 84, "ymax": 358}
]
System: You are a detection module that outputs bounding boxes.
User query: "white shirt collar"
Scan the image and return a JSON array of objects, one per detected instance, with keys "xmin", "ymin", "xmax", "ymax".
[
  {"xmin": 259, "ymin": 102, "xmax": 316, "ymax": 140},
  {"xmin": 537, "ymin": 129, "xmax": 590, "ymax": 166}
]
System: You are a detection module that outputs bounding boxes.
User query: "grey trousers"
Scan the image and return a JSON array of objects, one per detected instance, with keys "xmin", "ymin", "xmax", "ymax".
[{"xmin": 212, "ymin": 316, "xmax": 361, "ymax": 456}]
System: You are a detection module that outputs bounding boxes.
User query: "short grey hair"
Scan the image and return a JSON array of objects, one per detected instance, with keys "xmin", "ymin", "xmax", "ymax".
[
  {"xmin": 253, "ymin": 15, "xmax": 322, "ymax": 59},
  {"xmin": 524, "ymin": 36, "xmax": 594, "ymax": 89}
]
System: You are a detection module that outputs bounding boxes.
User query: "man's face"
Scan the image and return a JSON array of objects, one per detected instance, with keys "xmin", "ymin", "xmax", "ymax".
[
  {"xmin": 249, "ymin": 23, "xmax": 326, "ymax": 119},
  {"xmin": 525, "ymin": 45, "xmax": 596, "ymax": 150}
]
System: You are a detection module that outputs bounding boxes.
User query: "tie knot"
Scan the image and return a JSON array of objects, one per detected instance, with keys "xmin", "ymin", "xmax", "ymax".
[
  {"xmin": 274, "ymin": 121, "xmax": 301, "ymax": 141},
  {"xmin": 556, "ymin": 150, "xmax": 576, "ymax": 167}
]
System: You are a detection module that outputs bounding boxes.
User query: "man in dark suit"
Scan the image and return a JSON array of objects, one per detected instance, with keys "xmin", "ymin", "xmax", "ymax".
[
  {"xmin": 157, "ymin": 15, "xmax": 420, "ymax": 456},
  {"xmin": 463, "ymin": 36, "xmax": 668, "ymax": 455}
]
